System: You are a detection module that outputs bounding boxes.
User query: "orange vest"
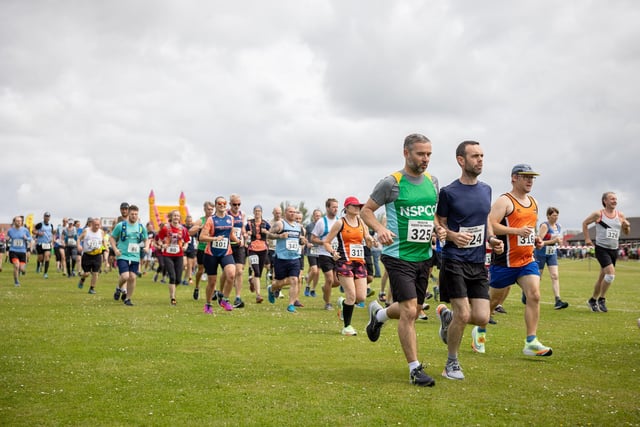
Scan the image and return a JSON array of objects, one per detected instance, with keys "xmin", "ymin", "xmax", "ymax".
[
  {"xmin": 493, "ymin": 193, "xmax": 538, "ymax": 268},
  {"xmin": 336, "ymin": 217, "xmax": 365, "ymax": 264}
]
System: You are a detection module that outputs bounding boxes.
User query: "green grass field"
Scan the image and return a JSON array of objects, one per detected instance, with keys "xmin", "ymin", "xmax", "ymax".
[{"xmin": 1, "ymin": 258, "xmax": 639, "ymax": 426}]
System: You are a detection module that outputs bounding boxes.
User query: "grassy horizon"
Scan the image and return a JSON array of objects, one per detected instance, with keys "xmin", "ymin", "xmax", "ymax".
[{"xmin": 1, "ymin": 257, "xmax": 639, "ymax": 426}]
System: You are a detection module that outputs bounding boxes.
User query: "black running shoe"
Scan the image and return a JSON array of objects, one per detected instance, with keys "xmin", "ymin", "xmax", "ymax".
[
  {"xmin": 554, "ymin": 300, "xmax": 569, "ymax": 310},
  {"xmin": 366, "ymin": 301, "xmax": 385, "ymax": 342},
  {"xmin": 587, "ymin": 298, "xmax": 600, "ymax": 312},
  {"xmin": 193, "ymin": 287, "xmax": 199, "ymax": 300},
  {"xmin": 410, "ymin": 364, "xmax": 435, "ymax": 387},
  {"xmin": 113, "ymin": 287, "xmax": 121, "ymax": 301},
  {"xmin": 121, "ymin": 290, "xmax": 127, "ymax": 301},
  {"xmin": 597, "ymin": 298, "xmax": 608, "ymax": 313},
  {"xmin": 123, "ymin": 299, "xmax": 134, "ymax": 306}
]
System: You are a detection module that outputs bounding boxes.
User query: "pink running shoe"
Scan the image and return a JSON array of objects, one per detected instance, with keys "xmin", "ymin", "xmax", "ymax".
[{"xmin": 219, "ymin": 298, "xmax": 234, "ymax": 311}]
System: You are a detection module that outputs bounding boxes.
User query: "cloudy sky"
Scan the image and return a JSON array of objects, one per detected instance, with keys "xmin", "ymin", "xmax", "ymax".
[{"xmin": 2, "ymin": 0, "xmax": 638, "ymax": 232}]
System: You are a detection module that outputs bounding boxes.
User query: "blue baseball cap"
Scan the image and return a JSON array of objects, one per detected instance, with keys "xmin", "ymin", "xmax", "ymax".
[{"xmin": 511, "ymin": 164, "xmax": 539, "ymax": 176}]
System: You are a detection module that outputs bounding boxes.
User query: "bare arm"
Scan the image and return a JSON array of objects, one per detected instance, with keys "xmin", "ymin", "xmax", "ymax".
[
  {"xmin": 322, "ymin": 221, "xmax": 343, "ymax": 258},
  {"xmin": 620, "ymin": 212, "xmax": 631, "ymax": 235},
  {"xmin": 361, "ymin": 198, "xmax": 396, "ymax": 246},
  {"xmin": 582, "ymin": 211, "xmax": 600, "ymax": 246}
]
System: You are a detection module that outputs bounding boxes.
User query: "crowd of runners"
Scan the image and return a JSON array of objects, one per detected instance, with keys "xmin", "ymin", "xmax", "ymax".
[{"xmin": 1, "ymin": 133, "xmax": 633, "ymax": 387}]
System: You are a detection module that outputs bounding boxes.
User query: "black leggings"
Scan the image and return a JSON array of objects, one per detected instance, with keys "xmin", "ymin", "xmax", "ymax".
[{"xmin": 163, "ymin": 256, "xmax": 184, "ymax": 285}]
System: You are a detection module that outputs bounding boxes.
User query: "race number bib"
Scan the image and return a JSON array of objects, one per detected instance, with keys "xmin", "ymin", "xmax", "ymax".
[
  {"xmin": 211, "ymin": 238, "xmax": 229, "ymax": 250},
  {"xmin": 349, "ymin": 244, "xmax": 364, "ymax": 259},
  {"xmin": 86, "ymin": 239, "xmax": 102, "ymax": 251},
  {"xmin": 331, "ymin": 240, "xmax": 339, "ymax": 251},
  {"xmin": 606, "ymin": 228, "xmax": 619, "ymax": 240},
  {"xmin": 166, "ymin": 244, "xmax": 180, "ymax": 254},
  {"xmin": 407, "ymin": 220, "xmax": 433, "ymax": 243},
  {"xmin": 545, "ymin": 245, "xmax": 557, "ymax": 255},
  {"xmin": 286, "ymin": 239, "xmax": 300, "ymax": 252},
  {"xmin": 67, "ymin": 238, "xmax": 77, "ymax": 246},
  {"xmin": 41, "ymin": 243, "xmax": 51, "ymax": 250},
  {"xmin": 517, "ymin": 232, "xmax": 535, "ymax": 246},
  {"xmin": 459, "ymin": 225, "xmax": 484, "ymax": 248},
  {"xmin": 248, "ymin": 254, "xmax": 259, "ymax": 265},
  {"xmin": 308, "ymin": 246, "xmax": 318, "ymax": 256},
  {"xmin": 128, "ymin": 243, "xmax": 140, "ymax": 253},
  {"xmin": 13, "ymin": 239, "xmax": 25, "ymax": 248},
  {"xmin": 485, "ymin": 250, "xmax": 492, "ymax": 266},
  {"xmin": 233, "ymin": 227, "xmax": 242, "ymax": 240}
]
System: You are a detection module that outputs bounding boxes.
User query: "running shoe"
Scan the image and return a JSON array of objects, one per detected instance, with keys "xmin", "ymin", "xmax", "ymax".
[
  {"xmin": 294, "ymin": 300, "xmax": 304, "ymax": 307},
  {"xmin": 304, "ymin": 286, "xmax": 310, "ymax": 297},
  {"xmin": 193, "ymin": 287, "xmax": 199, "ymax": 300},
  {"xmin": 410, "ymin": 364, "xmax": 435, "ymax": 387},
  {"xmin": 256, "ymin": 295, "xmax": 264, "ymax": 304},
  {"xmin": 153, "ymin": 273, "xmax": 158, "ymax": 282},
  {"xmin": 324, "ymin": 303, "xmax": 334, "ymax": 311},
  {"xmin": 494, "ymin": 304, "xmax": 507, "ymax": 314},
  {"xmin": 233, "ymin": 298, "xmax": 245, "ymax": 309},
  {"xmin": 442, "ymin": 359, "xmax": 465, "ymax": 380},
  {"xmin": 554, "ymin": 299, "xmax": 569, "ymax": 310},
  {"xmin": 171, "ymin": 298, "xmax": 177, "ymax": 306},
  {"xmin": 88, "ymin": 288, "xmax": 96, "ymax": 295},
  {"xmin": 14, "ymin": 281, "xmax": 20, "ymax": 287},
  {"xmin": 341, "ymin": 325, "xmax": 357, "ymax": 336},
  {"xmin": 422, "ymin": 302, "xmax": 430, "ymax": 311},
  {"xmin": 267, "ymin": 285, "xmax": 275, "ymax": 304},
  {"xmin": 597, "ymin": 298, "xmax": 608, "ymax": 313},
  {"xmin": 523, "ymin": 338, "xmax": 553, "ymax": 356},
  {"xmin": 418, "ymin": 311, "xmax": 428, "ymax": 321},
  {"xmin": 121, "ymin": 290, "xmax": 127, "ymax": 301},
  {"xmin": 203, "ymin": 304, "xmax": 213, "ymax": 315},
  {"xmin": 378, "ymin": 292, "xmax": 386, "ymax": 303},
  {"xmin": 366, "ymin": 288, "xmax": 375, "ymax": 298},
  {"xmin": 436, "ymin": 304, "xmax": 452, "ymax": 345},
  {"xmin": 310, "ymin": 290, "xmax": 316, "ymax": 297},
  {"xmin": 337, "ymin": 296, "xmax": 345, "ymax": 321},
  {"xmin": 521, "ymin": 291, "xmax": 527, "ymax": 305},
  {"xmin": 123, "ymin": 299, "xmax": 134, "ymax": 306},
  {"xmin": 488, "ymin": 316, "xmax": 497, "ymax": 325},
  {"xmin": 587, "ymin": 298, "xmax": 599, "ymax": 312},
  {"xmin": 366, "ymin": 300, "xmax": 385, "ymax": 342},
  {"xmin": 113, "ymin": 287, "xmax": 122, "ymax": 301},
  {"xmin": 356, "ymin": 301, "xmax": 365, "ymax": 308},
  {"xmin": 219, "ymin": 298, "xmax": 234, "ymax": 311},
  {"xmin": 44, "ymin": 273, "xmax": 48, "ymax": 279},
  {"xmin": 287, "ymin": 304, "xmax": 296, "ymax": 313},
  {"xmin": 77, "ymin": 280, "xmax": 84, "ymax": 289},
  {"xmin": 471, "ymin": 326, "xmax": 486, "ymax": 354}
]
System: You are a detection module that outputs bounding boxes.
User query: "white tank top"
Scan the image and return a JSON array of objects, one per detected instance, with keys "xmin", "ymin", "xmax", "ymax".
[
  {"xmin": 595, "ymin": 210, "xmax": 621, "ymax": 250},
  {"xmin": 83, "ymin": 229, "xmax": 104, "ymax": 255}
]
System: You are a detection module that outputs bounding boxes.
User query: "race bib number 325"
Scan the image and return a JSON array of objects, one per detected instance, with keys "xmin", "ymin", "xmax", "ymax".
[{"xmin": 406, "ymin": 220, "xmax": 433, "ymax": 243}]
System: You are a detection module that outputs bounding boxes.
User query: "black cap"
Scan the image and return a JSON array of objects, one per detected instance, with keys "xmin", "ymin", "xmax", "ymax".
[{"xmin": 120, "ymin": 202, "xmax": 130, "ymax": 209}]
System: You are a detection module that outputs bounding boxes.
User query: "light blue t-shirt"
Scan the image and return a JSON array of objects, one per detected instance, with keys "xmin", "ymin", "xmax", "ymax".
[
  {"xmin": 111, "ymin": 221, "xmax": 148, "ymax": 262},
  {"xmin": 8, "ymin": 227, "xmax": 32, "ymax": 253}
]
